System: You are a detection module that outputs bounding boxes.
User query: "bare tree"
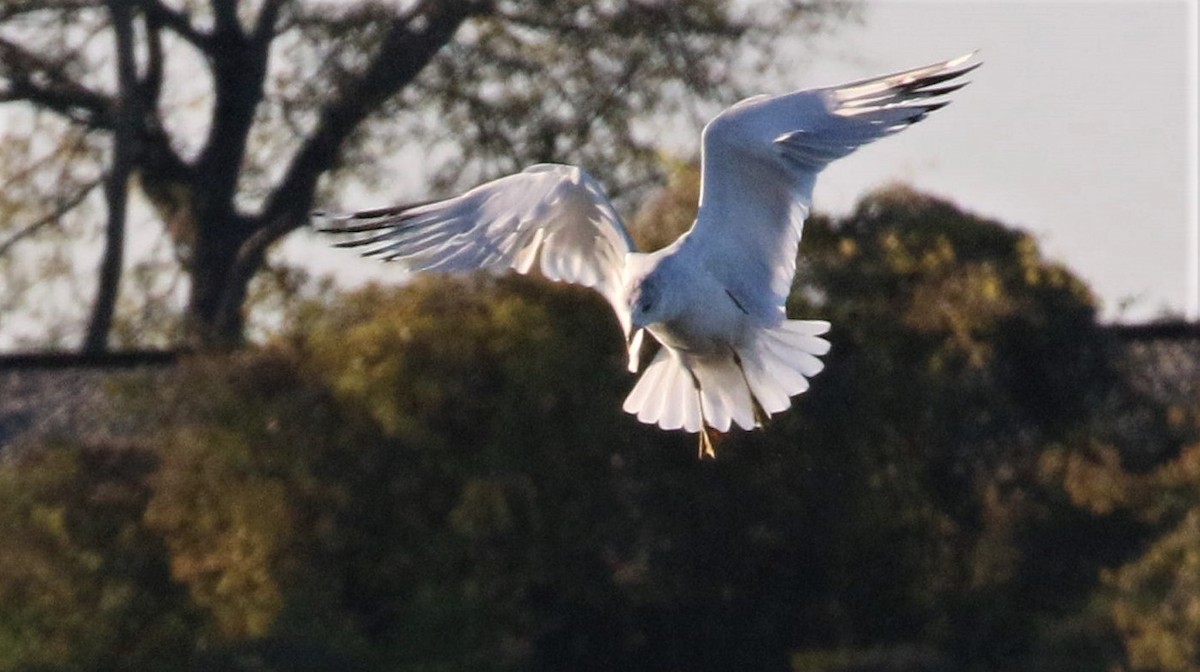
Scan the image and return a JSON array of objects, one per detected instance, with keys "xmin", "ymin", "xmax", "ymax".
[{"xmin": 0, "ymin": 0, "xmax": 854, "ymax": 349}]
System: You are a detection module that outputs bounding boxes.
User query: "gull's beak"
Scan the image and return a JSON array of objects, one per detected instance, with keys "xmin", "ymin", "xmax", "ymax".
[{"xmin": 626, "ymin": 328, "xmax": 645, "ymax": 373}]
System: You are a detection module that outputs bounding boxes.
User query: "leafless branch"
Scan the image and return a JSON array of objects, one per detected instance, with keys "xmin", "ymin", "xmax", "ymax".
[
  {"xmin": 141, "ymin": 6, "xmax": 165, "ymax": 104},
  {"xmin": 137, "ymin": 0, "xmax": 210, "ymax": 48},
  {"xmin": 252, "ymin": 0, "xmax": 287, "ymax": 42},
  {"xmin": 0, "ymin": 0, "xmax": 95, "ymax": 22},
  {"xmin": 0, "ymin": 36, "xmax": 115, "ymax": 128},
  {"xmin": 0, "ymin": 177, "xmax": 103, "ymax": 257}
]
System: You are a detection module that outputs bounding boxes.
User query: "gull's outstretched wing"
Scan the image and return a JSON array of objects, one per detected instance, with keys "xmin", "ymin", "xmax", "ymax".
[
  {"xmin": 315, "ymin": 163, "xmax": 642, "ymax": 365},
  {"xmin": 686, "ymin": 53, "xmax": 980, "ymax": 321}
]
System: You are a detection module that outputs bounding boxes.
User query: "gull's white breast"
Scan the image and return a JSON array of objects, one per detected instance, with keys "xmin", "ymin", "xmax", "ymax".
[{"xmin": 646, "ymin": 239, "xmax": 754, "ymax": 355}]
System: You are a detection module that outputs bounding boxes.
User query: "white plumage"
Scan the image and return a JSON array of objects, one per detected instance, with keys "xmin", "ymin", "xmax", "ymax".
[{"xmin": 316, "ymin": 53, "xmax": 980, "ymax": 457}]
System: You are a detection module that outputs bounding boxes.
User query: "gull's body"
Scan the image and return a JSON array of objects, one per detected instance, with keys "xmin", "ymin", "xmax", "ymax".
[{"xmin": 317, "ymin": 54, "xmax": 980, "ymax": 457}]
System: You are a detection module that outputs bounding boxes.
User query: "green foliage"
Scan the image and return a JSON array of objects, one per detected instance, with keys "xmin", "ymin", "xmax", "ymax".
[
  {"xmin": 0, "ymin": 444, "xmax": 197, "ymax": 671},
  {"xmin": 1110, "ymin": 504, "xmax": 1200, "ymax": 672},
  {"xmin": 1, "ymin": 184, "xmax": 1192, "ymax": 670},
  {"xmin": 1048, "ymin": 439, "xmax": 1200, "ymax": 671}
]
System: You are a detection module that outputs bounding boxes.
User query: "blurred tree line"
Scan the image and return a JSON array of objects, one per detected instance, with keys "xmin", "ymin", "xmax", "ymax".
[{"xmin": 3, "ymin": 173, "xmax": 1198, "ymax": 671}]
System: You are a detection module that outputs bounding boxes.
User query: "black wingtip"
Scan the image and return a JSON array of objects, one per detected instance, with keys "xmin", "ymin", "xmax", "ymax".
[
  {"xmin": 922, "ymin": 100, "xmax": 952, "ymax": 114},
  {"xmin": 920, "ymin": 81, "xmax": 970, "ymax": 98},
  {"xmin": 903, "ymin": 68, "xmax": 972, "ymax": 92},
  {"xmin": 311, "ymin": 196, "xmax": 444, "ymax": 235},
  {"xmin": 316, "ymin": 221, "xmax": 401, "ymax": 235},
  {"xmin": 956, "ymin": 59, "xmax": 983, "ymax": 77},
  {"xmin": 347, "ymin": 197, "xmax": 441, "ymax": 220},
  {"xmin": 346, "ymin": 204, "xmax": 410, "ymax": 220}
]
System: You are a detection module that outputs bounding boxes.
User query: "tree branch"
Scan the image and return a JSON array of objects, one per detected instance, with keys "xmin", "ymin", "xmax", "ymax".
[
  {"xmin": 0, "ymin": 0, "xmax": 94, "ymax": 22},
  {"xmin": 0, "ymin": 37, "xmax": 115, "ymax": 128},
  {"xmin": 252, "ymin": 0, "xmax": 286, "ymax": 43},
  {"xmin": 260, "ymin": 2, "xmax": 479, "ymax": 231},
  {"xmin": 132, "ymin": 12, "xmax": 192, "ymax": 194},
  {"xmin": 0, "ymin": 177, "xmax": 103, "ymax": 258},
  {"xmin": 141, "ymin": 4, "xmax": 165, "ymax": 105},
  {"xmin": 137, "ymin": 0, "xmax": 210, "ymax": 48}
]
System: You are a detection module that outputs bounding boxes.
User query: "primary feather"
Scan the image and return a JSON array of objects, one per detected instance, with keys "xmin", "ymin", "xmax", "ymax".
[{"xmin": 316, "ymin": 53, "xmax": 980, "ymax": 456}]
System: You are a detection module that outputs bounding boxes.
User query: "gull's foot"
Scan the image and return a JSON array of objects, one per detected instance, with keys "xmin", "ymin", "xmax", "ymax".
[{"xmin": 699, "ymin": 427, "xmax": 717, "ymax": 459}]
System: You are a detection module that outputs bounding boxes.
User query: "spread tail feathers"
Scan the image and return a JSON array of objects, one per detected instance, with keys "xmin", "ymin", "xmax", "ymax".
[{"xmin": 622, "ymin": 320, "xmax": 831, "ymax": 454}]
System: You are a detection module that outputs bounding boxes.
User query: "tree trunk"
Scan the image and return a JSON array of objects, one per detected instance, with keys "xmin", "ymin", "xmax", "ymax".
[
  {"xmin": 83, "ymin": 0, "xmax": 137, "ymax": 353},
  {"xmin": 185, "ymin": 220, "xmax": 253, "ymax": 350},
  {"xmin": 85, "ymin": 159, "xmax": 130, "ymax": 353}
]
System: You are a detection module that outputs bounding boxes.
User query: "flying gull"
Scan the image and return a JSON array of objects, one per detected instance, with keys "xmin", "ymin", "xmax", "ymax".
[{"xmin": 316, "ymin": 53, "xmax": 980, "ymax": 457}]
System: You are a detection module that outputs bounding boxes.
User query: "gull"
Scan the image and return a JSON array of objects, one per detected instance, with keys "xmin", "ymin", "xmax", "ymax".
[{"xmin": 315, "ymin": 53, "xmax": 980, "ymax": 458}]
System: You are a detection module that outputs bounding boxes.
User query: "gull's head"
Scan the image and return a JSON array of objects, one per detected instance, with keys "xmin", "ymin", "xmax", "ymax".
[
  {"xmin": 625, "ymin": 255, "xmax": 676, "ymax": 331},
  {"xmin": 619, "ymin": 254, "xmax": 665, "ymax": 373},
  {"xmin": 628, "ymin": 277, "xmax": 661, "ymax": 330},
  {"xmin": 622, "ymin": 279, "xmax": 657, "ymax": 374}
]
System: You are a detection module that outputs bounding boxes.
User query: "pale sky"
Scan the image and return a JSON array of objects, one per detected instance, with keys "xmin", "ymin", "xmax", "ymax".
[
  {"xmin": 290, "ymin": 0, "xmax": 1198, "ymax": 323},
  {"xmin": 793, "ymin": 0, "xmax": 1197, "ymax": 321}
]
